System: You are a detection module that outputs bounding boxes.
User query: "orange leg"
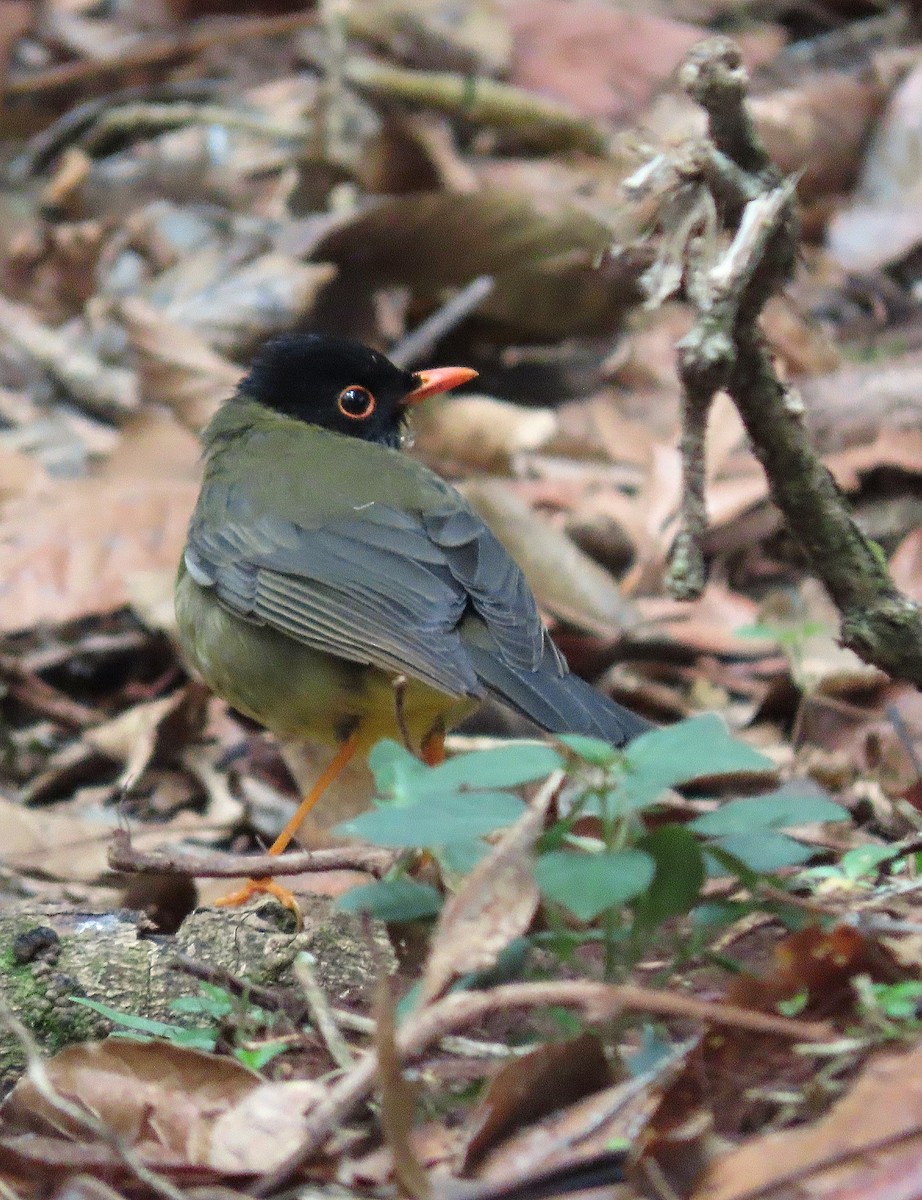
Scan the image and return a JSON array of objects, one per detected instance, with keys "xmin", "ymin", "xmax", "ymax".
[
  {"xmin": 421, "ymin": 725, "xmax": 446, "ymax": 766},
  {"xmin": 215, "ymin": 732, "xmax": 361, "ymax": 913}
]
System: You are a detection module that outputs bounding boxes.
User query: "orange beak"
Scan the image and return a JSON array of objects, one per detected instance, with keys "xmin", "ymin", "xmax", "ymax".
[{"xmin": 401, "ymin": 365, "xmax": 478, "ymax": 407}]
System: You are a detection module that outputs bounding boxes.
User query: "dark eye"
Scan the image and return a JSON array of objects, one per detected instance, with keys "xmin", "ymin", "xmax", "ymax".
[{"xmin": 336, "ymin": 385, "xmax": 376, "ymax": 420}]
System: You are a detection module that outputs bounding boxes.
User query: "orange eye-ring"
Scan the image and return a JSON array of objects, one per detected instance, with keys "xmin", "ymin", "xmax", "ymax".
[{"xmin": 336, "ymin": 385, "xmax": 376, "ymax": 420}]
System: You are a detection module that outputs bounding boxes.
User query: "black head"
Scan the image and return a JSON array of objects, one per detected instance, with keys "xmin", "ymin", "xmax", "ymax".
[{"xmin": 239, "ymin": 333, "xmax": 476, "ymax": 448}]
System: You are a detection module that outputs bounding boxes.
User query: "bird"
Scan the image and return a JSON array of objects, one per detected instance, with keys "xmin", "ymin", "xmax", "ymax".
[{"xmin": 175, "ymin": 332, "xmax": 650, "ymax": 909}]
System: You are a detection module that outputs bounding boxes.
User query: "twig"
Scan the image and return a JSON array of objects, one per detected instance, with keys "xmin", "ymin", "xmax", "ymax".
[
  {"xmin": 390, "ymin": 275, "xmax": 495, "ymax": 369},
  {"xmin": 8, "ymin": 81, "xmax": 219, "ymax": 180},
  {"xmin": 108, "ymin": 827, "xmax": 397, "ymax": 879},
  {"xmin": 250, "ymin": 979, "xmax": 831, "ymax": 1194},
  {"xmin": 0, "ymin": 997, "xmax": 185, "ymax": 1200},
  {"xmin": 171, "ymin": 952, "xmax": 520, "ymax": 1060},
  {"xmin": 656, "ymin": 37, "xmax": 922, "ymax": 685},
  {"xmin": 294, "ymin": 952, "xmax": 355, "ymax": 1070},
  {"xmin": 78, "ymin": 102, "xmax": 310, "ymax": 155},
  {"xmin": 331, "ymin": 1008, "xmax": 519, "ymax": 1061},
  {"xmin": 343, "ymin": 57, "xmax": 610, "ymax": 155},
  {"xmin": 0, "ymin": 655, "xmax": 103, "ymax": 728},
  {"xmin": 5, "ymin": 12, "xmax": 319, "ymax": 99}
]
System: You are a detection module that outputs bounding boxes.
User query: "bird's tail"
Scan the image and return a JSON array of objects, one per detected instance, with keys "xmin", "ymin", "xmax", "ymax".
[{"xmin": 465, "ymin": 642, "xmax": 650, "ymax": 748}]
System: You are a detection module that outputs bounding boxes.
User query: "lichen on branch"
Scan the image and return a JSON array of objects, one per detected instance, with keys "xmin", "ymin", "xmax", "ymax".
[{"xmin": 635, "ymin": 36, "xmax": 922, "ymax": 686}]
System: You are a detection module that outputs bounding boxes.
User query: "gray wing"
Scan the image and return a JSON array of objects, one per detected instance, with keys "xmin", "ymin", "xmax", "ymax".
[{"xmin": 184, "ymin": 480, "xmax": 562, "ymax": 701}]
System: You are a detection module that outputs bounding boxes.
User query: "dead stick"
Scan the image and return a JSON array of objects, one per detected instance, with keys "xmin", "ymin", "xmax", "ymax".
[
  {"xmin": 251, "ymin": 979, "xmax": 832, "ymax": 1195},
  {"xmin": 6, "ymin": 12, "xmax": 318, "ymax": 99},
  {"xmin": 108, "ymin": 828, "xmax": 397, "ymax": 880}
]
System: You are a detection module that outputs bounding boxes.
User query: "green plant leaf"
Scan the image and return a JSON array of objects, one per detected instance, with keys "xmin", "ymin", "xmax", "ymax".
[
  {"xmin": 689, "ymin": 783, "xmax": 847, "ymax": 836},
  {"xmin": 409, "ymin": 743, "xmax": 563, "ymax": 798},
  {"xmin": 535, "ymin": 849, "xmax": 655, "ymax": 920},
  {"xmin": 336, "ymin": 878, "xmax": 442, "ymax": 921},
  {"xmin": 436, "ymin": 839, "xmax": 489, "ymax": 877},
  {"xmin": 839, "ymin": 844, "xmax": 897, "ymax": 880},
  {"xmin": 234, "ymin": 1041, "xmax": 290, "ymax": 1071},
  {"xmin": 632, "ymin": 825, "xmax": 705, "ymax": 926},
  {"xmin": 709, "ymin": 831, "xmax": 815, "ymax": 872},
  {"xmin": 558, "ymin": 734, "xmax": 621, "ymax": 766},
  {"xmin": 609, "ymin": 715, "xmax": 774, "ymax": 813},
  {"xmin": 69, "ymin": 997, "xmax": 217, "ymax": 1051},
  {"xmin": 368, "ymin": 739, "xmax": 429, "ymax": 803},
  {"xmin": 334, "ymin": 791, "xmax": 526, "ymax": 847}
]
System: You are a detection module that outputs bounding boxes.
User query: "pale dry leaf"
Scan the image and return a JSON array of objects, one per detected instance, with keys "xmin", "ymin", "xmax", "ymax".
[
  {"xmin": 208, "ymin": 1080, "xmax": 323, "ymax": 1172},
  {"xmin": 0, "ymin": 798, "xmax": 236, "ymax": 884},
  {"xmin": 162, "ymin": 255, "xmax": 337, "ymax": 355},
  {"xmin": 120, "ymin": 297, "xmax": 243, "ymax": 431},
  {"xmin": 0, "ymin": 296, "xmax": 137, "ymax": 422},
  {"xmin": 414, "ymin": 394, "xmax": 558, "ymax": 472},
  {"xmin": 419, "ymin": 772, "xmax": 559, "ymax": 1004},
  {"xmin": 1, "ymin": 1041, "xmax": 258, "ymax": 1165},
  {"xmin": 0, "ymin": 798, "xmax": 119, "ymax": 883},
  {"xmin": 0, "ymin": 475, "xmax": 197, "ymax": 632}
]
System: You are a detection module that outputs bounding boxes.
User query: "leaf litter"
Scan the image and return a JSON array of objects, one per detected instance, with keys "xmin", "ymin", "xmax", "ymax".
[{"xmin": 0, "ymin": 2, "xmax": 922, "ymax": 1199}]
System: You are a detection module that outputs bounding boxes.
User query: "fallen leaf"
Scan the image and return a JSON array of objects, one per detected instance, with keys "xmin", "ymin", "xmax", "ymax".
[
  {"xmin": 414, "ymin": 393, "xmax": 558, "ymax": 472},
  {"xmin": 208, "ymin": 1080, "xmax": 323, "ymax": 1172},
  {"xmin": 464, "ymin": 1032, "xmax": 609, "ymax": 1168},
  {"xmin": 84, "ymin": 684, "xmax": 209, "ymax": 787},
  {"xmin": 419, "ymin": 772, "xmax": 558, "ymax": 1003},
  {"xmin": 694, "ymin": 1041, "xmax": 922, "ymax": 1200},
  {"xmin": 1, "ymin": 1040, "xmax": 258, "ymax": 1166},
  {"xmin": 121, "ymin": 296, "xmax": 243, "ymax": 431}
]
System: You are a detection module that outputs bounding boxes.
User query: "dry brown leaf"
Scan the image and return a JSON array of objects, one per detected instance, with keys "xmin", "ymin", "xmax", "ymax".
[
  {"xmin": 375, "ymin": 977, "xmax": 431, "ymax": 1200},
  {"xmin": 505, "ymin": 1, "xmax": 709, "ymax": 122},
  {"xmin": 825, "ymin": 428, "xmax": 922, "ymax": 491},
  {"xmin": 889, "ymin": 527, "xmax": 922, "ymax": 604},
  {"xmin": 750, "ymin": 72, "xmax": 888, "ymax": 205},
  {"xmin": 0, "ymin": 475, "xmax": 196, "ymax": 632},
  {"xmin": 0, "ymin": 408, "xmax": 200, "ymax": 633},
  {"xmin": 0, "ymin": 2, "xmax": 32, "ymax": 96},
  {"xmin": 462, "ymin": 479, "xmax": 640, "ymax": 637},
  {"xmin": 84, "ymin": 684, "xmax": 209, "ymax": 787},
  {"xmin": 121, "ymin": 297, "xmax": 243, "ymax": 431},
  {"xmin": 464, "ymin": 1032, "xmax": 609, "ymax": 1169},
  {"xmin": 635, "ymin": 584, "xmax": 768, "ymax": 658},
  {"xmin": 1, "ymin": 1040, "xmax": 258, "ymax": 1166},
  {"xmin": 801, "ymin": 350, "xmax": 922, "ymax": 455},
  {"xmin": 348, "ymin": 0, "xmax": 512, "ymax": 74},
  {"xmin": 694, "ymin": 1041, "xmax": 922, "ymax": 1200},
  {"xmin": 419, "ymin": 773, "xmax": 558, "ymax": 1004}
]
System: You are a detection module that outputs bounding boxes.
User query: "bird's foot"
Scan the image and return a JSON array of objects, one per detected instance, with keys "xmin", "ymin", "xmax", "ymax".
[{"xmin": 213, "ymin": 876, "xmax": 302, "ymax": 925}]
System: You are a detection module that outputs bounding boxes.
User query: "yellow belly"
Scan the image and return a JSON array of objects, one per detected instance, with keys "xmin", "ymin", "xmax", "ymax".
[{"xmin": 174, "ymin": 569, "xmax": 475, "ymax": 752}]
